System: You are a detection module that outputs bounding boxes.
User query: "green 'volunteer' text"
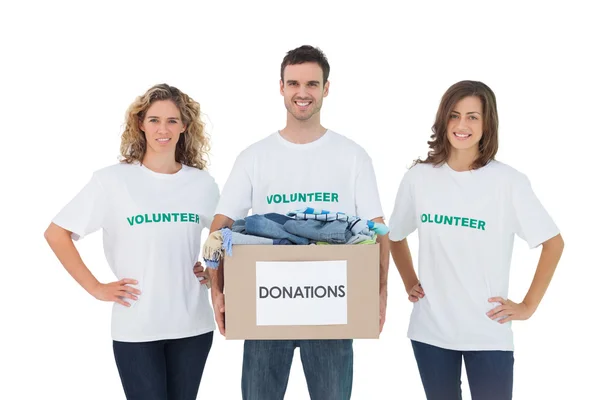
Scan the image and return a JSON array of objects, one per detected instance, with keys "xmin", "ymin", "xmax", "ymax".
[
  {"xmin": 266, "ymin": 192, "xmax": 339, "ymax": 204},
  {"xmin": 127, "ymin": 213, "xmax": 200, "ymax": 226},
  {"xmin": 421, "ymin": 213, "xmax": 486, "ymax": 231}
]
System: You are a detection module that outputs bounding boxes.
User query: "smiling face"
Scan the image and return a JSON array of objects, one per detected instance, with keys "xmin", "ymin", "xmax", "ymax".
[
  {"xmin": 446, "ymin": 95, "xmax": 484, "ymax": 153},
  {"xmin": 280, "ymin": 62, "xmax": 329, "ymax": 122},
  {"xmin": 139, "ymin": 100, "xmax": 186, "ymax": 156}
]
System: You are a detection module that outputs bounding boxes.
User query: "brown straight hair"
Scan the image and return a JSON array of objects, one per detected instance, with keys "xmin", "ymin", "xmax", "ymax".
[{"xmin": 415, "ymin": 80, "xmax": 499, "ymax": 169}]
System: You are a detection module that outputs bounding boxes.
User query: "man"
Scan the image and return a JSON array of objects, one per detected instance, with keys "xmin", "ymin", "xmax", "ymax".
[{"xmin": 208, "ymin": 45, "xmax": 389, "ymax": 400}]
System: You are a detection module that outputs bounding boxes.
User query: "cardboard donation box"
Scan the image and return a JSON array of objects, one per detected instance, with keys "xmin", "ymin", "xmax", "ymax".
[{"xmin": 224, "ymin": 244, "xmax": 380, "ymax": 340}]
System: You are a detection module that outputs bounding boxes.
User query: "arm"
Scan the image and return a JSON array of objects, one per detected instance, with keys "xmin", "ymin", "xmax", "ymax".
[
  {"xmin": 208, "ymin": 214, "xmax": 235, "ymax": 292},
  {"xmin": 373, "ymin": 217, "xmax": 389, "ymax": 332},
  {"xmin": 207, "ymin": 214, "xmax": 234, "ymax": 335},
  {"xmin": 44, "ymin": 223, "xmax": 139, "ymax": 306},
  {"xmin": 390, "ymin": 238, "xmax": 416, "ymax": 292},
  {"xmin": 390, "ymin": 238, "xmax": 424, "ymax": 301},
  {"xmin": 373, "ymin": 217, "xmax": 390, "ymax": 294},
  {"xmin": 488, "ymin": 234, "xmax": 564, "ymax": 323},
  {"xmin": 522, "ymin": 234, "xmax": 564, "ymax": 311}
]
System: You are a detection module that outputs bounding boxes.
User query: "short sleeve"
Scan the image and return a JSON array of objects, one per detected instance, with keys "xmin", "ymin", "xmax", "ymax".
[
  {"xmin": 511, "ymin": 173, "xmax": 560, "ymax": 248},
  {"xmin": 52, "ymin": 174, "xmax": 107, "ymax": 241},
  {"xmin": 388, "ymin": 170, "xmax": 418, "ymax": 242},
  {"xmin": 214, "ymin": 151, "xmax": 253, "ymax": 221},
  {"xmin": 354, "ymin": 154, "xmax": 384, "ymax": 221}
]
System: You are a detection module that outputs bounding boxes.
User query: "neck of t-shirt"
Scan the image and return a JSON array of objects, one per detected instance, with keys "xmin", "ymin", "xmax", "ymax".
[
  {"xmin": 141, "ymin": 153, "xmax": 182, "ymax": 175},
  {"xmin": 280, "ymin": 115, "xmax": 327, "ymax": 144},
  {"xmin": 447, "ymin": 148, "xmax": 479, "ymax": 172},
  {"xmin": 276, "ymin": 129, "xmax": 331, "ymax": 150}
]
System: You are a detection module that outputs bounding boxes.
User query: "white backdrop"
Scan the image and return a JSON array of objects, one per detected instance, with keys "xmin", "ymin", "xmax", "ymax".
[{"xmin": 1, "ymin": 0, "xmax": 597, "ymax": 399}]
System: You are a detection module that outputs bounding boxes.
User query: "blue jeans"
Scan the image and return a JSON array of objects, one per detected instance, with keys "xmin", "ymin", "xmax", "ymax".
[
  {"xmin": 242, "ymin": 339, "xmax": 353, "ymax": 400},
  {"xmin": 113, "ymin": 332, "xmax": 213, "ymax": 400},
  {"xmin": 283, "ymin": 219, "xmax": 352, "ymax": 244},
  {"xmin": 245, "ymin": 215, "xmax": 309, "ymax": 244},
  {"xmin": 411, "ymin": 340, "xmax": 514, "ymax": 400}
]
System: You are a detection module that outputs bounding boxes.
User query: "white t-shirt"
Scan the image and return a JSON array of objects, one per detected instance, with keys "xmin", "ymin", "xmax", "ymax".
[
  {"xmin": 53, "ymin": 162, "xmax": 219, "ymax": 342},
  {"xmin": 389, "ymin": 161, "xmax": 559, "ymax": 351},
  {"xmin": 216, "ymin": 130, "xmax": 383, "ymax": 222}
]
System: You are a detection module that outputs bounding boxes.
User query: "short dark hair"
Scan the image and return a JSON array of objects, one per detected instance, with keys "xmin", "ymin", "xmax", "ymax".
[{"xmin": 280, "ymin": 45, "xmax": 330, "ymax": 83}]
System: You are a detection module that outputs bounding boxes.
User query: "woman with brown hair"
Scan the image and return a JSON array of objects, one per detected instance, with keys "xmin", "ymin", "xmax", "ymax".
[
  {"xmin": 388, "ymin": 81, "xmax": 564, "ymax": 400},
  {"xmin": 44, "ymin": 84, "xmax": 218, "ymax": 400}
]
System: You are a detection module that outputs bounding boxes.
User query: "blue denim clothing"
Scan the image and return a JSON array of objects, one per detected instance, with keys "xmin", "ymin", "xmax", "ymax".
[
  {"xmin": 113, "ymin": 332, "xmax": 213, "ymax": 400},
  {"xmin": 232, "ymin": 219, "xmax": 246, "ymax": 233},
  {"xmin": 233, "ymin": 214, "xmax": 292, "ymax": 234},
  {"xmin": 231, "ymin": 231, "xmax": 272, "ymax": 245},
  {"xmin": 231, "ymin": 213, "xmax": 376, "ymax": 245},
  {"xmin": 245, "ymin": 215, "xmax": 309, "ymax": 245},
  {"xmin": 221, "ymin": 229, "xmax": 292, "ymax": 257},
  {"xmin": 273, "ymin": 239, "xmax": 293, "ymax": 245},
  {"xmin": 242, "ymin": 339, "xmax": 353, "ymax": 400},
  {"xmin": 411, "ymin": 340, "xmax": 514, "ymax": 400},
  {"xmin": 263, "ymin": 213, "xmax": 294, "ymax": 225},
  {"xmin": 283, "ymin": 219, "xmax": 352, "ymax": 244},
  {"xmin": 287, "ymin": 207, "xmax": 389, "ymax": 235}
]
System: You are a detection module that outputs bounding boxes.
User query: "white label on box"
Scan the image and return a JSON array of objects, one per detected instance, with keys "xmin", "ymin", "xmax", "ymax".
[{"xmin": 256, "ymin": 260, "xmax": 348, "ymax": 326}]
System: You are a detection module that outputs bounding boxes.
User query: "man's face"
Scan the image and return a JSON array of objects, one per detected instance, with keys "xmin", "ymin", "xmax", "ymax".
[{"xmin": 280, "ymin": 62, "xmax": 329, "ymax": 121}]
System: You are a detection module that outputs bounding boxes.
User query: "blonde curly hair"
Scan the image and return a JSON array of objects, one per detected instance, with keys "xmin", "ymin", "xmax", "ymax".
[{"xmin": 120, "ymin": 84, "xmax": 210, "ymax": 170}]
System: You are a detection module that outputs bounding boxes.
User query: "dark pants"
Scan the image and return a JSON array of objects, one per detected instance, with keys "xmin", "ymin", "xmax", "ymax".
[
  {"xmin": 113, "ymin": 332, "xmax": 213, "ymax": 400},
  {"xmin": 242, "ymin": 339, "xmax": 353, "ymax": 400},
  {"xmin": 411, "ymin": 340, "xmax": 514, "ymax": 400}
]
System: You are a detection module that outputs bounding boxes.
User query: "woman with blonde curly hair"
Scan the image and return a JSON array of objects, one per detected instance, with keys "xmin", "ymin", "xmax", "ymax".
[{"xmin": 44, "ymin": 84, "xmax": 219, "ymax": 400}]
